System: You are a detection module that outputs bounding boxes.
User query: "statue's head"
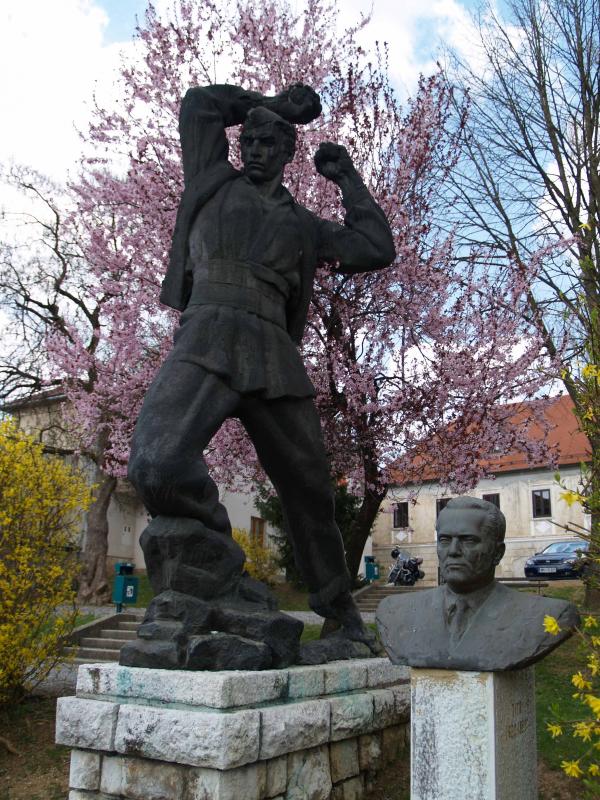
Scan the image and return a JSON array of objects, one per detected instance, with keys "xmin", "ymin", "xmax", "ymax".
[
  {"xmin": 240, "ymin": 107, "xmax": 297, "ymax": 184},
  {"xmin": 436, "ymin": 497, "xmax": 506, "ymax": 593}
]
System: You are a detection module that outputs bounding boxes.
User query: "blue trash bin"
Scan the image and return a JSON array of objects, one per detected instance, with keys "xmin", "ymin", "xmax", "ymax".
[
  {"xmin": 112, "ymin": 562, "xmax": 139, "ymax": 612},
  {"xmin": 364, "ymin": 555, "xmax": 379, "ymax": 583}
]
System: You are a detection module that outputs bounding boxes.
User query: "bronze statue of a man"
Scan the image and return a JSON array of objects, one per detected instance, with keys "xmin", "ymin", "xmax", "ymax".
[{"xmin": 124, "ymin": 83, "xmax": 395, "ymax": 670}]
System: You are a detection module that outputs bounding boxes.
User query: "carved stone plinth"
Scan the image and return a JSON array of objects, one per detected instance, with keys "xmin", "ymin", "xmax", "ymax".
[{"xmin": 56, "ymin": 659, "xmax": 410, "ymax": 800}]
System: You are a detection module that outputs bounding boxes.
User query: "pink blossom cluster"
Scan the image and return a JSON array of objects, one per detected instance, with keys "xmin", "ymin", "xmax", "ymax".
[{"xmin": 45, "ymin": 0, "xmax": 557, "ymax": 503}]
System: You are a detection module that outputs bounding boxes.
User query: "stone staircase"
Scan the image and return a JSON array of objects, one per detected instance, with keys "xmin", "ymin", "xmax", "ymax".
[
  {"xmin": 353, "ymin": 582, "xmax": 426, "ymax": 613},
  {"xmin": 64, "ymin": 613, "xmax": 142, "ymax": 664}
]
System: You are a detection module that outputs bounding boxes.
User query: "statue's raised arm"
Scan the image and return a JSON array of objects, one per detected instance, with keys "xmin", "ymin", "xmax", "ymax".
[{"xmin": 178, "ymin": 83, "xmax": 321, "ymax": 184}]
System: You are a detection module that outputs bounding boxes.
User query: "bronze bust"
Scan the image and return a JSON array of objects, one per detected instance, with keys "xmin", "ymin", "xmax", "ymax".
[{"xmin": 377, "ymin": 497, "xmax": 580, "ymax": 671}]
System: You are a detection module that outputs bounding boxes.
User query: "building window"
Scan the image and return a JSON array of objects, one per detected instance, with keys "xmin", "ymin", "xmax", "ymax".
[
  {"xmin": 393, "ymin": 502, "xmax": 409, "ymax": 528},
  {"xmin": 436, "ymin": 498, "xmax": 451, "ymax": 517},
  {"xmin": 482, "ymin": 493, "xmax": 500, "ymax": 509},
  {"xmin": 250, "ymin": 516, "xmax": 266, "ymax": 545},
  {"xmin": 532, "ymin": 489, "xmax": 552, "ymax": 518}
]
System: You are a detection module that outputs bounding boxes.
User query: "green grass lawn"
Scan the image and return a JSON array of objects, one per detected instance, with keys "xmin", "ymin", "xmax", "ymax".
[
  {"xmin": 538, "ymin": 582, "xmax": 585, "ymax": 605},
  {"xmin": 73, "ymin": 612, "xmax": 96, "ymax": 628},
  {"xmin": 525, "ymin": 582, "xmax": 600, "ymax": 797},
  {"xmin": 535, "ymin": 632, "xmax": 588, "ymax": 768},
  {"xmin": 272, "ymin": 582, "xmax": 311, "ymax": 611},
  {"xmin": 301, "ymin": 622, "xmax": 378, "ymax": 643},
  {"xmin": 108, "ymin": 573, "xmax": 311, "ymax": 611}
]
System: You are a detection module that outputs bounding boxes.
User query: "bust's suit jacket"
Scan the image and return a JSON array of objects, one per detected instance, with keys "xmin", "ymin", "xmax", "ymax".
[{"xmin": 376, "ymin": 581, "xmax": 579, "ymax": 671}]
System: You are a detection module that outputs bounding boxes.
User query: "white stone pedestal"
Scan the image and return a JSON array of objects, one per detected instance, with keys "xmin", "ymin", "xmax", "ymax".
[
  {"xmin": 56, "ymin": 658, "xmax": 410, "ymax": 800},
  {"xmin": 410, "ymin": 668, "xmax": 536, "ymax": 800}
]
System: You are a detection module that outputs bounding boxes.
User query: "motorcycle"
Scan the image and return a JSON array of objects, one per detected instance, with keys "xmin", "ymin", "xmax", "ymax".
[{"xmin": 386, "ymin": 548, "xmax": 425, "ymax": 587}]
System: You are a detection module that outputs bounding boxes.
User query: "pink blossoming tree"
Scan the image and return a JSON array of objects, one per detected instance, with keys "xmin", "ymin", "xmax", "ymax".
[{"xmin": 1, "ymin": 0, "xmax": 557, "ymax": 601}]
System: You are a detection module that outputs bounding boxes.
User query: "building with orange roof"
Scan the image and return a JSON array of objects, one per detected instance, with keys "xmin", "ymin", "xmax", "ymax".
[{"xmin": 371, "ymin": 395, "xmax": 591, "ymax": 582}]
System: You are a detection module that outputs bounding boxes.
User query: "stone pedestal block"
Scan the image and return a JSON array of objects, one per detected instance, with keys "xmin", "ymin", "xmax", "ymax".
[
  {"xmin": 411, "ymin": 667, "xmax": 537, "ymax": 800},
  {"xmin": 57, "ymin": 659, "xmax": 409, "ymax": 800}
]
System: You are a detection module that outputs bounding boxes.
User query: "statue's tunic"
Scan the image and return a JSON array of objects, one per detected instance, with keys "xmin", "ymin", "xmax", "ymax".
[
  {"xmin": 160, "ymin": 84, "xmax": 395, "ymax": 398},
  {"xmin": 174, "ymin": 179, "xmax": 314, "ymax": 398}
]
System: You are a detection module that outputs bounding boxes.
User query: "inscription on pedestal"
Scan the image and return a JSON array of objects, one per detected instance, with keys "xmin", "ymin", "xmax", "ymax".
[{"xmin": 411, "ymin": 668, "xmax": 536, "ymax": 800}]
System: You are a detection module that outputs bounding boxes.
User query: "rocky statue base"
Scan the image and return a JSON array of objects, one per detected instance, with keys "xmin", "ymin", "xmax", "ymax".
[
  {"xmin": 120, "ymin": 516, "xmax": 375, "ymax": 670},
  {"xmin": 56, "ymin": 659, "xmax": 409, "ymax": 800},
  {"xmin": 120, "ymin": 516, "xmax": 304, "ymax": 670},
  {"xmin": 411, "ymin": 667, "xmax": 536, "ymax": 800}
]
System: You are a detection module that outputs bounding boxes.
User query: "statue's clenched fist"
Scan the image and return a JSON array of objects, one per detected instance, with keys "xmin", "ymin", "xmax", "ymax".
[
  {"xmin": 314, "ymin": 142, "xmax": 356, "ymax": 182},
  {"xmin": 272, "ymin": 83, "xmax": 322, "ymax": 124}
]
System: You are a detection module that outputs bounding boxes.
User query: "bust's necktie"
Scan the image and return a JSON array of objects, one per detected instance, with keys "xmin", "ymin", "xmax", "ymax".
[{"xmin": 447, "ymin": 596, "xmax": 471, "ymax": 647}]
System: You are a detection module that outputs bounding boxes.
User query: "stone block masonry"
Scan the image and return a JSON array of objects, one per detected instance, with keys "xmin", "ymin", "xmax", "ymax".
[{"xmin": 57, "ymin": 658, "xmax": 409, "ymax": 800}]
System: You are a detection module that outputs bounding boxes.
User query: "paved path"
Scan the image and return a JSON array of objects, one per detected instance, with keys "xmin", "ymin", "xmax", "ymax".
[{"xmin": 73, "ymin": 605, "xmax": 376, "ymax": 624}]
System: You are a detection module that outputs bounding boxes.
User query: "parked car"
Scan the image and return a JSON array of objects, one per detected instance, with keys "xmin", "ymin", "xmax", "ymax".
[{"xmin": 524, "ymin": 540, "xmax": 589, "ymax": 579}]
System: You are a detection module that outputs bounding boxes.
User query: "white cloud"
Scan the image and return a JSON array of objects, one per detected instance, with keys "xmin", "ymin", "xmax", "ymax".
[
  {"xmin": 0, "ymin": 0, "xmax": 488, "ymax": 187},
  {"xmin": 0, "ymin": 0, "xmax": 131, "ymax": 181},
  {"xmin": 345, "ymin": 0, "xmax": 482, "ymax": 96}
]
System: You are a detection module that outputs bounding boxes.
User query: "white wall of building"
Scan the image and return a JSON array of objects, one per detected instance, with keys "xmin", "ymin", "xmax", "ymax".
[{"xmin": 105, "ymin": 482, "xmax": 279, "ymax": 570}]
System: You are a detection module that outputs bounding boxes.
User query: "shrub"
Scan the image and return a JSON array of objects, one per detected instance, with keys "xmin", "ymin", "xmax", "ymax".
[
  {"xmin": 0, "ymin": 419, "xmax": 91, "ymax": 704},
  {"xmin": 232, "ymin": 527, "xmax": 280, "ymax": 586},
  {"xmin": 254, "ymin": 480, "xmax": 362, "ymax": 587},
  {"xmin": 544, "ymin": 355, "xmax": 600, "ymax": 794},
  {"xmin": 543, "ymin": 606, "xmax": 600, "ymax": 795}
]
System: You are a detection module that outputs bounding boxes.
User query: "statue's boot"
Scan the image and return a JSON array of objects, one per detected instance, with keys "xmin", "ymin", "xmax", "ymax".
[{"xmin": 298, "ymin": 590, "xmax": 384, "ymax": 665}]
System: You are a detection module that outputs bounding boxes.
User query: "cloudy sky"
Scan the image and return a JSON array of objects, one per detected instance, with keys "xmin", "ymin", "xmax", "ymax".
[{"xmin": 0, "ymin": 0, "xmax": 489, "ymax": 183}]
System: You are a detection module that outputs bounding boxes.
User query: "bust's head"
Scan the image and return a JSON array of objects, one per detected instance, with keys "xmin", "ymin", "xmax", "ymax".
[{"xmin": 436, "ymin": 497, "xmax": 506, "ymax": 594}]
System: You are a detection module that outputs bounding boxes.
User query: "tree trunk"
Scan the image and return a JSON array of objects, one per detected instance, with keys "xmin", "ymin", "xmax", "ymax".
[
  {"xmin": 584, "ymin": 437, "xmax": 600, "ymax": 610},
  {"xmin": 77, "ymin": 468, "xmax": 117, "ymax": 605},
  {"xmin": 345, "ymin": 486, "xmax": 388, "ymax": 580}
]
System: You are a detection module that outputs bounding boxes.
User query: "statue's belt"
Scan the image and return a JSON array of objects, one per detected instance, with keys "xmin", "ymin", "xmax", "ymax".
[{"xmin": 188, "ymin": 259, "xmax": 290, "ymax": 329}]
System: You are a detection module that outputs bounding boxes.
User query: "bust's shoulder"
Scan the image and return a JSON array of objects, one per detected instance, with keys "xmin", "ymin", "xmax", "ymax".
[
  {"xmin": 376, "ymin": 586, "xmax": 444, "ymax": 620},
  {"xmin": 490, "ymin": 581, "xmax": 579, "ymax": 623},
  {"xmin": 376, "ymin": 581, "xmax": 578, "ymax": 624}
]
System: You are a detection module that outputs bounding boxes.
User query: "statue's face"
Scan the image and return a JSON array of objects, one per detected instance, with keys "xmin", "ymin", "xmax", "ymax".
[
  {"xmin": 240, "ymin": 123, "xmax": 291, "ymax": 184},
  {"xmin": 436, "ymin": 508, "xmax": 505, "ymax": 593}
]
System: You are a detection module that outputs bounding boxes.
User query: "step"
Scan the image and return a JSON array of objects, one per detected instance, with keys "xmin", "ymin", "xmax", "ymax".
[
  {"xmin": 502, "ymin": 580, "xmax": 548, "ymax": 589},
  {"xmin": 100, "ymin": 628, "xmax": 138, "ymax": 640},
  {"xmin": 358, "ymin": 587, "xmax": 429, "ymax": 596},
  {"xmin": 80, "ymin": 637, "xmax": 129, "ymax": 650},
  {"xmin": 64, "ymin": 646, "xmax": 120, "ymax": 662},
  {"xmin": 117, "ymin": 621, "xmax": 142, "ymax": 631}
]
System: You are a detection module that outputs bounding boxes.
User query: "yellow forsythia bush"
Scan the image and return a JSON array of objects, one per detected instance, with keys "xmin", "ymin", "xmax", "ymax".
[
  {"xmin": 232, "ymin": 527, "xmax": 280, "ymax": 586},
  {"xmin": 0, "ymin": 419, "xmax": 91, "ymax": 704},
  {"xmin": 544, "ymin": 357, "xmax": 600, "ymax": 793},
  {"xmin": 544, "ymin": 609, "xmax": 600, "ymax": 793}
]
